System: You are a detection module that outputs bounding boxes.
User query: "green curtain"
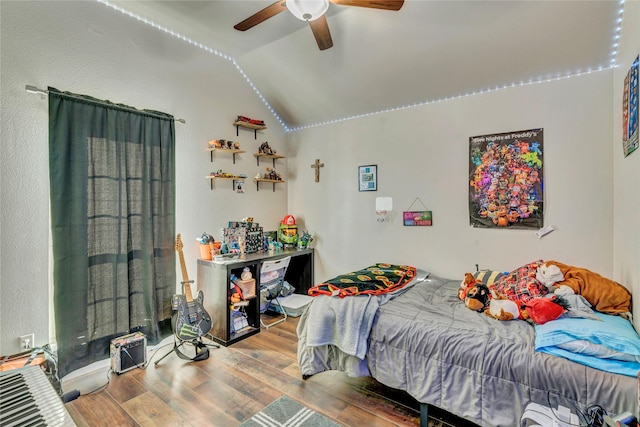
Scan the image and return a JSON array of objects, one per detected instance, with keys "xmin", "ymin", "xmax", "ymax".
[{"xmin": 48, "ymin": 87, "xmax": 176, "ymax": 376}]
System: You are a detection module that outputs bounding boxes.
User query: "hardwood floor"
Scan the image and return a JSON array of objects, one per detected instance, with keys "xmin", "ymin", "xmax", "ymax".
[{"xmin": 63, "ymin": 315, "xmax": 476, "ymax": 427}]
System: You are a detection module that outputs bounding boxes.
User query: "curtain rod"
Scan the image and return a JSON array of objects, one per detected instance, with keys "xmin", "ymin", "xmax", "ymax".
[{"xmin": 25, "ymin": 85, "xmax": 186, "ymax": 124}]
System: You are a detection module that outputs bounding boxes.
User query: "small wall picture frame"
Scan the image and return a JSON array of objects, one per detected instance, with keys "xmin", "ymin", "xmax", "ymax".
[
  {"xmin": 358, "ymin": 165, "xmax": 377, "ymax": 192},
  {"xmin": 403, "ymin": 211, "xmax": 433, "ymax": 226}
]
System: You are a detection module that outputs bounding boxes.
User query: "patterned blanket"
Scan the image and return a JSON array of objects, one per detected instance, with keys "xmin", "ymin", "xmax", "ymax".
[{"xmin": 308, "ymin": 263, "xmax": 417, "ymax": 297}]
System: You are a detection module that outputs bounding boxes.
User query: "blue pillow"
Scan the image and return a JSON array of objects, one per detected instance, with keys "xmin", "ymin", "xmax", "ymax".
[{"xmin": 535, "ymin": 312, "xmax": 640, "ymax": 377}]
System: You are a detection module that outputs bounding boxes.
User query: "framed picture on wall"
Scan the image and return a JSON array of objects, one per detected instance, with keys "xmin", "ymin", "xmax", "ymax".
[
  {"xmin": 622, "ymin": 55, "xmax": 639, "ymax": 157},
  {"xmin": 469, "ymin": 128, "xmax": 544, "ymax": 229},
  {"xmin": 358, "ymin": 165, "xmax": 377, "ymax": 191}
]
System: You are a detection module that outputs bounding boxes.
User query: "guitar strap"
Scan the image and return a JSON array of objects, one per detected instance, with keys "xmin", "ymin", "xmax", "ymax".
[{"xmin": 173, "ymin": 338, "xmax": 210, "ymax": 362}]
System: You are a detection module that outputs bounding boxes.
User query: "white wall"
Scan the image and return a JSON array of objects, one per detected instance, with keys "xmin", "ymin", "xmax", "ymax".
[
  {"xmin": 287, "ymin": 72, "xmax": 616, "ymax": 286},
  {"xmin": 612, "ymin": 0, "xmax": 640, "ymax": 331},
  {"xmin": 0, "ymin": 1, "xmax": 287, "ymax": 355}
]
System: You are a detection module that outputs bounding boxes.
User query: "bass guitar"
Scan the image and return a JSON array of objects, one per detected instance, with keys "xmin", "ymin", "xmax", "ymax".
[{"xmin": 171, "ymin": 234, "xmax": 212, "ymax": 341}]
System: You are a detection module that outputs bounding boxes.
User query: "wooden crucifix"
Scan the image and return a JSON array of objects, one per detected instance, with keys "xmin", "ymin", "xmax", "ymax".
[{"xmin": 310, "ymin": 159, "xmax": 324, "ymax": 183}]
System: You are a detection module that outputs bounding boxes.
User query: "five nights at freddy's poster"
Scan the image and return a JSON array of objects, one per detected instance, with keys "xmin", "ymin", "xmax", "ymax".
[{"xmin": 469, "ymin": 128, "xmax": 544, "ymax": 229}]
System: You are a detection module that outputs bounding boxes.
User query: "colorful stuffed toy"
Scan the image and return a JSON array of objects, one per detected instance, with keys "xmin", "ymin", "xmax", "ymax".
[
  {"xmin": 458, "ymin": 273, "xmax": 478, "ymax": 300},
  {"xmin": 486, "ymin": 297, "xmax": 521, "ymax": 321},
  {"xmin": 465, "ymin": 283, "xmax": 491, "ymax": 312},
  {"xmin": 525, "ymin": 296, "xmax": 569, "ymax": 325}
]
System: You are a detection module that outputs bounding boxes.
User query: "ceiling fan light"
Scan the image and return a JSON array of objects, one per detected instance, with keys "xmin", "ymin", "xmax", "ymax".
[{"xmin": 286, "ymin": 0, "xmax": 329, "ymax": 21}]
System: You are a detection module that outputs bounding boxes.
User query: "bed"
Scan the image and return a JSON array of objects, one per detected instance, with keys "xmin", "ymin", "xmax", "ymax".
[{"xmin": 297, "ymin": 267, "xmax": 638, "ymax": 427}]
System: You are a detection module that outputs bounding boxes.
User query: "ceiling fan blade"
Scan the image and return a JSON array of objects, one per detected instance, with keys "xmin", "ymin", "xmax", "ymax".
[
  {"xmin": 308, "ymin": 15, "xmax": 333, "ymax": 50},
  {"xmin": 234, "ymin": 1, "xmax": 287, "ymax": 31},
  {"xmin": 329, "ymin": 0, "xmax": 404, "ymax": 11}
]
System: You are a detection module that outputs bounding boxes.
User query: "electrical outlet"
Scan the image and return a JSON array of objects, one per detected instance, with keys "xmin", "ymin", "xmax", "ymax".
[{"xmin": 19, "ymin": 333, "xmax": 35, "ymax": 350}]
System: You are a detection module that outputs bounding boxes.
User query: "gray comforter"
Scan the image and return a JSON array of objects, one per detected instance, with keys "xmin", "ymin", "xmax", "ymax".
[{"xmin": 298, "ymin": 275, "xmax": 636, "ymax": 427}]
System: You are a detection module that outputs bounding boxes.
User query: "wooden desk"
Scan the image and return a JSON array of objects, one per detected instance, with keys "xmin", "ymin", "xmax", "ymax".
[{"xmin": 196, "ymin": 248, "xmax": 314, "ymax": 346}]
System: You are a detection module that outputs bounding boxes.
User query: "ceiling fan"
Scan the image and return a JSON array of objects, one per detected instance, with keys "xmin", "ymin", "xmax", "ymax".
[{"xmin": 234, "ymin": 0, "xmax": 404, "ymax": 51}]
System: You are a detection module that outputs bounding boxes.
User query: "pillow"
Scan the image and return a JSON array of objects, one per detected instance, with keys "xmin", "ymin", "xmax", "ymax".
[
  {"xmin": 473, "ymin": 270, "xmax": 505, "ymax": 286},
  {"xmin": 489, "ymin": 260, "xmax": 549, "ymax": 306},
  {"xmin": 535, "ymin": 311, "xmax": 640, "ymax": 377},
  {"xmin": 556, "ymin": 340, "xmax": 639, "ymax": 363}
]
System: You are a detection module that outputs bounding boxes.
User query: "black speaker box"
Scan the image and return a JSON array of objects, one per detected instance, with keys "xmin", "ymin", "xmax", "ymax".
[{"xmin": 110, "ymin": 332, "xmax": 146, "ymax": 374}]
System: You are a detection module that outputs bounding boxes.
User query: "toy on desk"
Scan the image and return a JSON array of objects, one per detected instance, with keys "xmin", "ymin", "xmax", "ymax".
[
  {"xmin": 278, "ymin": 215, "xmax": 298, "ymax": 248},
  {"xmin": 196, "ymin": 232, "xmax": 214, "ymax": 245},
  {"xmin": 238, "ymin": 235, "xmax": 246, "ymax": 254},
  {"xmin": 196, "ymin": 232, "xmax": 219, "ymax": 259},
  {"xmin": 268, "ymin": 240, "xmax": 283, "ymax": 252},
  {"xmin": 297, "ymin": 231, "xmax": 313, "ymax": 249}
]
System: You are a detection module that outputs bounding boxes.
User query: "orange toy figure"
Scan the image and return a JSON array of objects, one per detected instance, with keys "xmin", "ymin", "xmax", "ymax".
[{"xmin": 458, "ymin": 273, "xmax": 478, "ymax": 300}]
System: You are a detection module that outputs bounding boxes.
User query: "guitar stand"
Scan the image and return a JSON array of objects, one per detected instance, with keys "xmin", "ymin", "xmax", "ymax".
[{"xmin": 154, "ymin": 336, "xmax": 219, "ymax": 365}]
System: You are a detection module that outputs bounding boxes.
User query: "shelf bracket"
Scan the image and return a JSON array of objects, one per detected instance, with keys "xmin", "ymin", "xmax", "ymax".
[
  {"xmin": 254, "ymin": 181, "xmax": 275, "ymax": 192},
  {"xmin": 235, "ymin": 125, "xmax": 258, "ymax": 140},
  {"xmin": 256, "ymin": 156, "xmax": 276, "ymax": 167}
]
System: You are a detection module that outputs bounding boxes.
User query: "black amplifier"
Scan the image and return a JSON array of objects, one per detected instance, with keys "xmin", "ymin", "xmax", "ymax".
[{"xmin": 110, "ymin": 332, "xmax": 146, "ymax": 374}]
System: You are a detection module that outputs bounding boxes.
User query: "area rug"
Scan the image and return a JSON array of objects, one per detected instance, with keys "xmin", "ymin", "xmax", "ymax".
[{"xmin": 240, "ymin": 395, "xmax": 341, "ymax": 427}]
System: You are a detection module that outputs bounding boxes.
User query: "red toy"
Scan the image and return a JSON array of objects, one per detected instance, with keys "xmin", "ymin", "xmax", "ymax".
[{"xmin": 525, "ymin": 296, "xmax": 568, "ymax": 325}]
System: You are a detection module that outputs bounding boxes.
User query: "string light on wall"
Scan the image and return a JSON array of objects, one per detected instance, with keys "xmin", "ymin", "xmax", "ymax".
[
  {"xmin": 96, "ymin": 0, "xmax": 625, "ymax": 135},
  {"xmin": 96, "ymin": 0, "xmax": 291, "ymax": 132},
  {"xmin": 289, "ymin": 0, "xmax": 626, "ymax": 132}
]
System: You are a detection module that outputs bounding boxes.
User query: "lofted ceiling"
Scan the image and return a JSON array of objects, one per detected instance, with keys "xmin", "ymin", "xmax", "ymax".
[{"xmin": 109, "ymin": 0, "xmax": 622, "ymax": 130}]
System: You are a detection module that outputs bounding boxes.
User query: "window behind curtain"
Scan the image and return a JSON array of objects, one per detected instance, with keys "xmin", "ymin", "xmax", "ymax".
[{"xmin": 48, "ymin": 88, "xmax": 176, "ymax": 376}]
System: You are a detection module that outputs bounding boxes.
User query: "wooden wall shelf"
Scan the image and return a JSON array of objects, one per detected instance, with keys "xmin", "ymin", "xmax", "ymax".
[
  {"xmin": 233, "ymin": 121, "xmax": 267, "ymax": 139},
  {"xmin": 253, "ymin": 178, "xmax": 285, "ymax": 192},
  {"xmin": 206, "ymin": 175, "xmax": 245, "ymax": 190},
  {"xmin": 254, "ymin": 152, "xmax": 285, "ymax": 167},
  {"xmin": 207, "ymin": 147, "xmax": 246, "ymax": 164}
]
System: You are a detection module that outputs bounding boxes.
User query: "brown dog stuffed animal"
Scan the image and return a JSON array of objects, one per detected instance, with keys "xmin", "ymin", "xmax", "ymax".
[{"xmin": 465, "ymin": 283, "xmax": 491, "ymax": 312}]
